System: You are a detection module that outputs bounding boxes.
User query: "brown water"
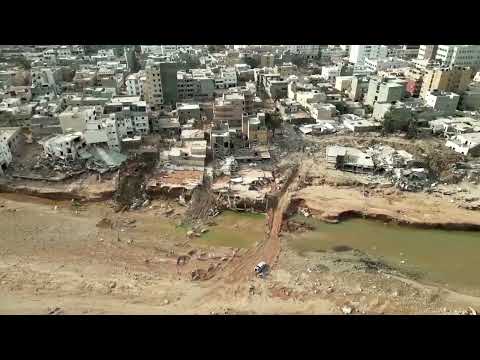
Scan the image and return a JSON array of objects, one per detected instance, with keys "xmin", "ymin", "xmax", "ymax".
[
  {"xmin": 288, "ymin": 215, "xmax": 480, "ymax": 295},
  {"xmin": 192, "ymin": 211, "xmax": 266, "ymax": 249}
]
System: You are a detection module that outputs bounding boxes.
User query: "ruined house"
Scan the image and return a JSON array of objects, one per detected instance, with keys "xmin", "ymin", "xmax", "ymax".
[
  {"xmin": 0, "ymin": 127, "xmax": 23, "ymax": 175},
  {"xmin": 41, "ymin": 132, "xmax": 87, "ymax": 161},
  {"xmin": 326, "ymin": 145, "xmax": 374, "ymax": 173}
]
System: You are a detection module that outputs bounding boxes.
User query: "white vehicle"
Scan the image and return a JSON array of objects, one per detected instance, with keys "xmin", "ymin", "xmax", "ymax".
[{"xmin": 254, "ymin": 261, "xmax": 268, "ymax": 277}]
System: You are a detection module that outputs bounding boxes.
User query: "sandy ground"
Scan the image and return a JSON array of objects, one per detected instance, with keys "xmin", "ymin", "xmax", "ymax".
[
  {"xmin": 1, "ymin": 192, "xmax": 479, "ymax": 315},
  {"xmin": 294, "ymin": 184, "xmax": 480, "ymax": 228}
]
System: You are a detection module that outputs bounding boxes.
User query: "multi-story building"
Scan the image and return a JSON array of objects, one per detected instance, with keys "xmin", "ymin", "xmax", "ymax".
[
  {"xmin": 286, "ymin": 45, "xmax": 320, "ymax": 58},
  {"xmin": 276, "ymin": 63, "xmax": 297, "ymax": 78},
  {"xmin": 58, "ymin": 106, "xmax": 102, "ymax": 133},
  {"xmin": 321, "ymin": 66, "xmax": 341, "ymax": 82},
  {"xmin": 0, "ymin": 127, "xmax": 23, "ymax": 175},
  {"xmin": 349, "ymin": 76, "xmax": 370, "ymax": 101},
  {"xmin": 364, "ymin": 57, "xmax": 409, "ymax": 73},
  {"xmin": 404, "ymin": 67, "xmax": 425, "ymax": 97},
  {"xmin": 418, "ymin": 45, "xmax": 438, "ymax": 61},
  {"xmin": 144, "ymin": 61, "xmax": 177, "ymax": 111},
  {"xmin": 349, "ymin": 45, "xmax": 388, "ymax": 65},
  {"xmin": 213, "ymin": 93, "xmax": 244, "ymax": 129},
  {"xmin": 460, "ymin": 83, "xmax": 480, "ymax": 111},
  {"xmin": 177, "ymin": 71, "xmax": 197, "ymax": 100},
  {"xmin": 420, "ymin": 66, "xmax": 473, "ymax": 99},
  {"xmin": 435, "ymin": 45, "xmax": 480, "ymax": 69},
  {"xmin": 260, "ymin": 53, "xmax": 275, "ymax": 68},
  {"xmin": 41, "ymin": 132, "xmax": 87, "ymax": 161},
  {"xmin": 335, "ymin": 76, "xmax": 355, "ymax": 93},
  {"xmin": 219, "ymin": 67, "xmax": 237, "ymax": 88},
  {"xmin": 425, "ymin": 90, "xmax": 460, "ymax": 115},
  {"xmin": 57, "ymin": 46, "xmax": 71, "ymax": 58},
  {"xmin": 365, "ymin": 77, "xmax": 406, "ymax": 106},
  {"xmin": 125, "ymin": 71, "xmax": 146, "ymax": 97},
  {"xmin": 176, "ymin": 103, "xmax": 201, "ymax": 124},
  {"xmin": 104, "ymin": 97, "xmax": 149, "ymax": 135}
]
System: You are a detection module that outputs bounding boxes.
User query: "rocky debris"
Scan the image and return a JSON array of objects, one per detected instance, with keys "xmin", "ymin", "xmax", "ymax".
[
  {"xmin": 341, "ymin": 305, "xmax": 353, "ymax": 314},
  {"xmin": 459, "ymin": 203, "xmax": 480, "ymax": 211},
  {"xmin": 282, "ymin": 219, "xmax": 314, "ymax": 233},
  {"xmin": 298, "ymin": 207, "xmax": 311, "ymax": 217},
  {"xmin": 47, "ymin": 307, "xmax": 64, "ymax": 315},
  {"xmin": 163, "ymin": 208, "xmax": 174, "ymax": 216},
  {"xmin": 108, "ymin": 281, "xmax": 117, "ymax": 289},
  {"xmin": 191, "ymin": 269, "xmax": 208, "ymax": 281},
  {"xmin": 176, "ymin": 255, "xmax": 190, "ymax": 266},
  {"xmin": 163, "ymin": 299, "xmax": 169, "ymax": 305},
  {"xmin": 456, "ymin": 307, "xmax": 478, "ymax": 315},
  {"xmin": 96, "ymin": 218, "xmax": 113, "ymax": 229}
]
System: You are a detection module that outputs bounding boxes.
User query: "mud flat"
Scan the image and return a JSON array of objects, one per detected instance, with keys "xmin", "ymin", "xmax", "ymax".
[
  {"xmin": 293, "ymin": 185, "xmax": 480, "ymax": 230},
  {"xmin": 0, "ymin": 175, "xmax": 116, "ymax": 202}
]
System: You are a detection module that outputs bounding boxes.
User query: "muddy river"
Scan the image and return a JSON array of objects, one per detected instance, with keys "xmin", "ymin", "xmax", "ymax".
[
  {"xmin": 287, "ymin": 215, "xmax": 480, "ymax": 295},
  {"xmin": 193, "ymin": 211, "xmax": 266, "ymax": 248}
]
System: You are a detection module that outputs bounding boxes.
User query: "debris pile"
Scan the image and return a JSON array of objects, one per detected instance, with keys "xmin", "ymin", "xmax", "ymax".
[
  {"xmin": 393, "ymin": 168, "xmax": 430, "ymax": 192},
  {"xmin": 114, "ymin": 161, "xmax": 151, "ymax": 211}
]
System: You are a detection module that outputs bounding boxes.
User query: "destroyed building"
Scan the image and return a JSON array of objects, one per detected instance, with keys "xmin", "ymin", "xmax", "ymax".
[
  {"xmin": 150, "ymin": 115, "xmax": 181, "ymax": 138},
  {"xmin": 41, "ymin": 132, "xmax": 87, "ymax": 161},
  {"xmin": 211, "ymin": 166, "xmax": 274, "ymax": 211},
  {"xmin": 0, "ymin": 127, "xmax": 23, "ymax": 175},
  {"xmin": 164, "ymin": 141, "xmax": 207, "ymax": 168},
  {"xmin": 341, "ymin": 114, "xmax": 382, "ymax": 133},
  {"xmin": 446, "ymin": 133, "xmax": 480, "ymax": 156},
  {"xmin": 242, "ymin": 112, "xmax": 268, "ymax": 145},
  {"xmin": 211, "ymin": 123, "xmax": 231, "ymax": 160},
  {"xmin": 326, "ymin": 145, "xmax": 374, "ymax": 173},
  {"xmin": 176, "ymin": 103, "xmax": 201, "ymax": 124}
]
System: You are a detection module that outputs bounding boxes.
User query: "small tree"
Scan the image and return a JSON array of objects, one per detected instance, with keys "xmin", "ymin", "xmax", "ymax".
[
  {"xmin": 265, "ymin": 111, "xmax": 282, "ymax": 137},
  {"xmin": 381, "ymin": 111, "xmax": 395, "ymax": 135},
  {"xmin": 244, "ymin": 56, "xmax": 259, "ymax": 69},
  {"xmin": 406, "ymin": 119, "xmax": 418, "ymax": 139}
]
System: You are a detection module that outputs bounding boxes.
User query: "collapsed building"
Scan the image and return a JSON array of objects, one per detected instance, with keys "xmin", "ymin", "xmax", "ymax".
[
  {"xmin": 211, "ymin": 166, "xmax": 274, "ymax": 211},
  {"xmin": 326, "ymin": 145, "xmax": 374, "ymax": 173},
  {"xmin": 0, "ymin": 127, "xmax": 24, "ymax": 175},
  {"xmin": 327, "ymin": 144, "xmax": 431, "ymax": 191}
]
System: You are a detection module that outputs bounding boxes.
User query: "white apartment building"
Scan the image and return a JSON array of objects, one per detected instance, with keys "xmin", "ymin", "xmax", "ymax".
[
  {"xmin": 286, "ymin": 45, "xmax": 320, "ymax": 57},
  {"xmin": 31, "ymin": 67, "xmax": 60, "ymax": 88},
  {"xmin": 58, "ymin": 106, "xmax": 102, "ymax": 133},
  {"xmin": 435, "ymin": 45, "xmax": 480, "ymax": 68},
  {"xmin": 364, "ymin": 57, "xmax": 409, "ymax": 73},
  {"xmin": 308, "ymin": 103, "xmax": 337, "ymax": 120},
  {"xmin": 42, "ymin": 49, "xmax": 57, "ymax": 65},
  {"xmin": 335, "ymin": 76, "xmax": 355, "ymax": 93},
  {"xmin": 0, "ymin": 127, "xmax": 23, "ymax": 175},
  {"xmin": 220, "ymin": 68, "xmax": 237, "ymax": 88},
  {"xmin": 42, "ymin": 132, "xmax": 87, "ymax": 161},
  {"xmin": 349, "ymin": 45, "xmax": 388, "ymax": 65},
  {"xmin": 57, "ymin": 46, "xmax": 71, "ymax": 58},
  {"xmin": 446, "ymin": 133, "xmax": 480, "ymax": 156},
  {"xmin": 425, "ymin": 90, "xmax": 460, "ymax": 115},
  {"xmin": 321, "ymin": 66, "xmax": 341, "ymax": 82},
  {"xmin": 126, "ymin": 71, "xmax": 146, "ymax": 97},
  {"xmin": 418, "ymin": 45, "xmax": 438, "ymax": 61}
]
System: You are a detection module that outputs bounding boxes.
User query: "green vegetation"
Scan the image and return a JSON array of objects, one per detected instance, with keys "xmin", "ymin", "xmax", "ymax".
[
  {"xmin": 265, "ymin": 111, "xmax": 282, "ymax": 136},
  {"xmin": 243, "ymin": 56, "xmax": 259, "ymax": 69}
]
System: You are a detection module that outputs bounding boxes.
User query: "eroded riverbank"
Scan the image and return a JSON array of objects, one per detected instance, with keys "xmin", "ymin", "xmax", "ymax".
[{"xmin": 293, "ymin": 185, "xmax": 480, "ymax": 230}]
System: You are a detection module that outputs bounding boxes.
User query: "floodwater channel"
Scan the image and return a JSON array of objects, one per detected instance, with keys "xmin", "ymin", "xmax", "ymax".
[{"xmin": 288, "ymin": 215, "xmax": 480, "ymax": 295}]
